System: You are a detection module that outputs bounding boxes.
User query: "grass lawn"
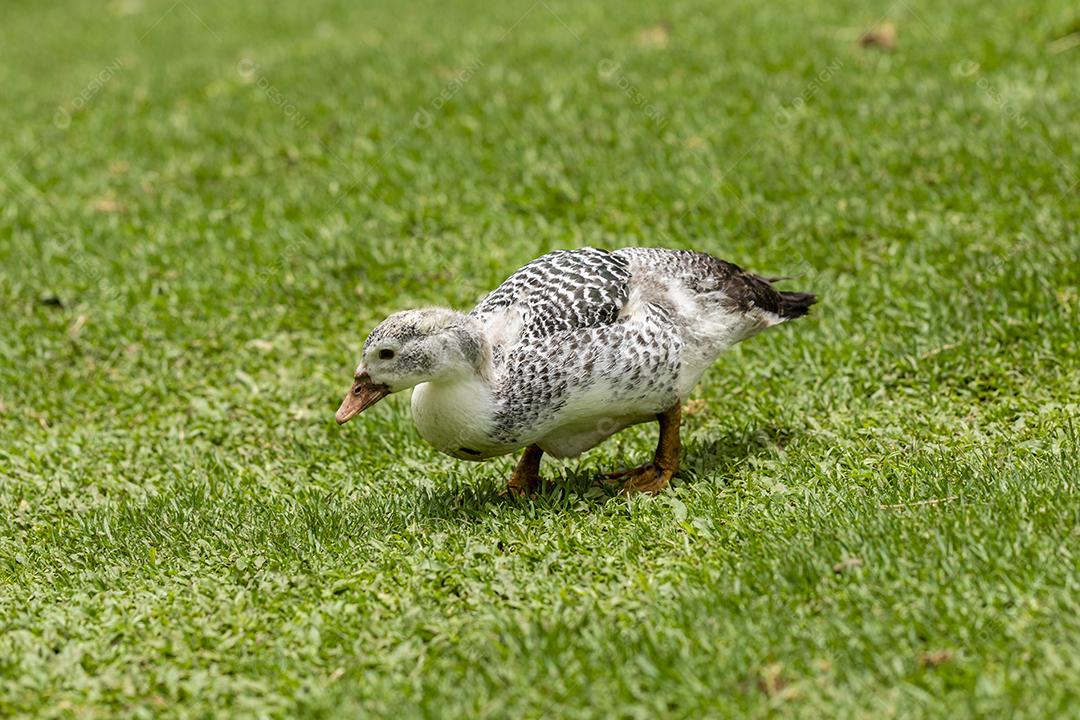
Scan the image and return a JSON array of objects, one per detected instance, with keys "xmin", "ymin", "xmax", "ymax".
[{"xmin": 2, "ymin": 0, "xmax": 1079, "ymax": 716}]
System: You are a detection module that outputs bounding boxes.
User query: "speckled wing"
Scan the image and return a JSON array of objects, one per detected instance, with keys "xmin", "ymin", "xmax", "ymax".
[{"xmin": 468, "ymin": 248, "xmax": 631, "ymax": 340}]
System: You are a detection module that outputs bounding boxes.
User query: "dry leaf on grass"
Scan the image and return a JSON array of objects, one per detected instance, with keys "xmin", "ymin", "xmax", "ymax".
[
  {"xmin": 859, "ymin": 22, "xmax": 898, "ymax": 51},
  {"xmin": 918, "ymin": 649, "xmax": 955, "ymax": 667},
  {"xmin": 88, "ymin": 196, "xmax": 124, "ymax": 213},
  {"xmin": 636, "ymin": 22, "xmax": 671, "ymax": 49},
  {"xmin": 757, "ymin": 662, "xmax": 785, "ymax": 696},
  {"xmin": 68, "ymin": 314, "xmax": 88, "ymax": 336},
  {"xmin": 880, "ymin": 495, "xmax": 959, "ymax": 510},
  {"xmin": 832, "ymin": 556, "xmax": 863, "ymax": 574},
  {"xmin": 247, "ymin": 339, "xmax": 275, "ymax": 352},
  {"xmin": 684, "ymin": 135, "xmax": 707, "ymax": 151}
]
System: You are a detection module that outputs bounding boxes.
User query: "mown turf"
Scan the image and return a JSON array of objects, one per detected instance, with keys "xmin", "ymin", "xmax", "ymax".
[{"xmin": 2, "ymin": 0, "xmax": 1079, "ymax": 717}]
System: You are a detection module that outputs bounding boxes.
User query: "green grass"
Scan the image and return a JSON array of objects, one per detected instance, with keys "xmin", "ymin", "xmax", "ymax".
[{"xmin": 2, "ymin": 0, "xmax": 1079, "ymax": 716}]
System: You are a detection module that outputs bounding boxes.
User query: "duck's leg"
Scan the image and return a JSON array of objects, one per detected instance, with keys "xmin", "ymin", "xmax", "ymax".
[
  {"xmin": 506, "ymin": 444, "xmax": 544, "ymax": 496},
  {"xmin": 620, "ymin": 403, "xmax": 682, "ymax": 495}
]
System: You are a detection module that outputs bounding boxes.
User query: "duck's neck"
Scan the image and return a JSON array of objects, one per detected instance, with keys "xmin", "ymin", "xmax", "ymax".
[{"xmin": 409, "ymin": 370, "xmax": 500, "ymax": 458}]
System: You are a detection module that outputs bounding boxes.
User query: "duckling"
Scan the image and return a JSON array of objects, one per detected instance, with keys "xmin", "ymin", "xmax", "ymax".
[{"xmin": 336, "ymin": 247, "xmax": 815, "ymax": 494}]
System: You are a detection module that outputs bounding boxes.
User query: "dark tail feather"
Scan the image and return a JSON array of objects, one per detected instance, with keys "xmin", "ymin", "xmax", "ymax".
[{"xmin": 777, "ymin": 291, "xmax": 817, "ymax": 320}]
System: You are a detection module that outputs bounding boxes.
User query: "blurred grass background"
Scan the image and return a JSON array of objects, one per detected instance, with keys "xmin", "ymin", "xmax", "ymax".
[{"xmin": 1, "ymin": 0, "xmax": 1078, "ymax": 717}]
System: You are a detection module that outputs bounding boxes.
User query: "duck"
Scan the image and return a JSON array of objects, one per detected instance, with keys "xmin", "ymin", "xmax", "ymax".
[{"xmin": 335, "ymin": 247, "xmax": 815, "ymax": 494}]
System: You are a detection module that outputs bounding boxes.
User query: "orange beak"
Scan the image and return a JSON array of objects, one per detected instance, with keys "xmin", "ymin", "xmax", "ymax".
[{"xmin": 335, "ymin": 372, "xmax": 391, "ymax": 424}]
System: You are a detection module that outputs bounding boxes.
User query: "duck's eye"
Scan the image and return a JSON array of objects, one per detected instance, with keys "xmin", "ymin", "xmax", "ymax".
[{"xmin": 378, "ymin": 348, "xmax": 395, "ymax": 360}]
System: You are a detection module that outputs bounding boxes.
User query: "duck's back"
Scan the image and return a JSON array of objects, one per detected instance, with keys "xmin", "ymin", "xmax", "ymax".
[{"xmin": 469, "ymin": 247, "xmax": 632, "ymax": 341}]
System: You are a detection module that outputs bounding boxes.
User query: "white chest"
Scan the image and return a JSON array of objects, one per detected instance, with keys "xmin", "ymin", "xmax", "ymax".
[{"xmin": 410, "ymin": 377, "xmax": 505, "ymax": 460}]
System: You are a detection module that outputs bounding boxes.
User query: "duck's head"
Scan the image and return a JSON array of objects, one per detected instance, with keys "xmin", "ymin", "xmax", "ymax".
[{"xmin": 335, "ymin": 308, "xmax": 487, "ymax": 424}]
